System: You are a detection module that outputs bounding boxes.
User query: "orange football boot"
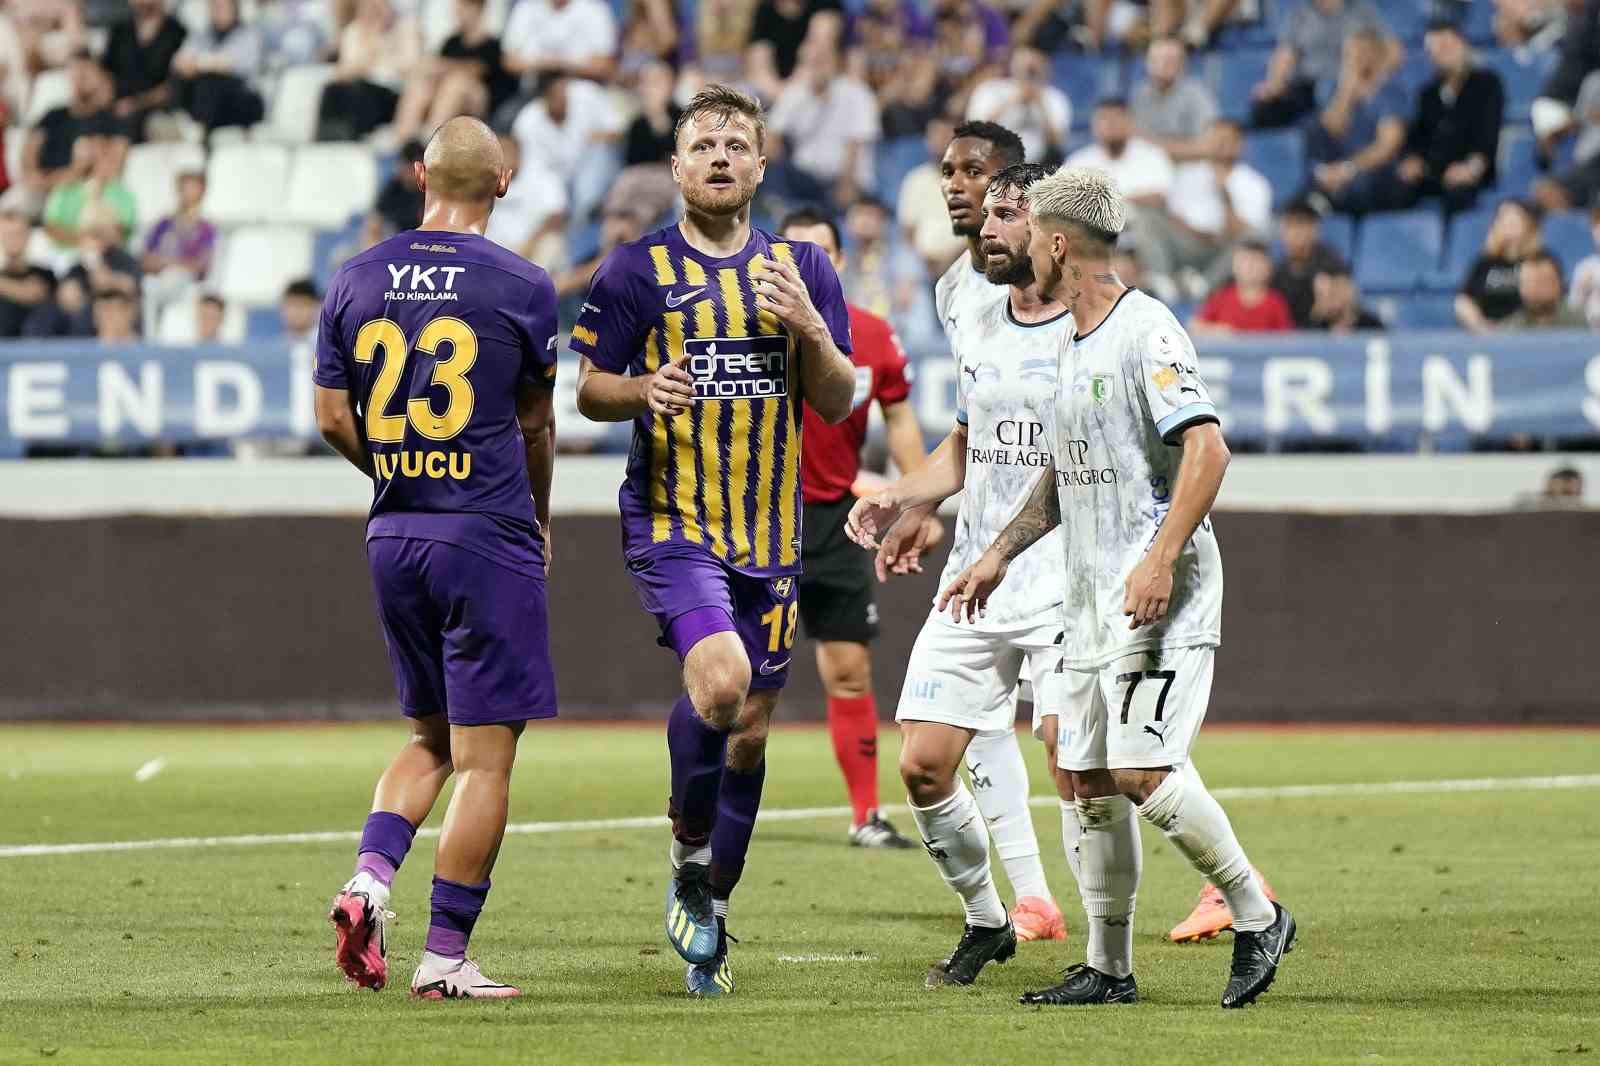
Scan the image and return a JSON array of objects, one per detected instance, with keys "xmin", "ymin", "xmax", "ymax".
[
  {"xmin": 1168, "ymin": 867, "xmax": 1277, "ymax": 943},
  {"xmin": 1012, "ymin": 895, "xmax": 1068, "ymax": 942}
]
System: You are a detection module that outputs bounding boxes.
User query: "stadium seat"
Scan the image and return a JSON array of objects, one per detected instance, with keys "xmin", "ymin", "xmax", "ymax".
[
  {"xmin": 1208, "ymin": 48, "xmax": 1273, "ymax": 124},
  {"xmin": 1051, "ymin": 53, "xmax": 1120, "ymax": 128},
  {"xmin": 1380, "ymin": 290, "xmax": 1458, "ymax": 329},
  {"xmin": 283, "ymin": 143, "xmax": 380, "ymax": 228},
  {"xmin": 263, "ymin": 63, "xmax": 334, "ymax": 144},
  {"xmin": 246, "ymin": 306, "xmax": 282, "ymax": 339},
  {"xmin": 874, "ymin": 135, "xmax": 926, "ymax": 208},
  {"xmin": 213, "ymin": 226, "xmax": 315, "ymax": 305},
  {"xmin": 1482, "ymin": 48, "xmax": 1557, "ymax": 125},
  {"xmin": 1461, "ymin": 0, "xmax": 1497, "ymax": 44},
  {"xmin": 1439, "ymin": 205, "xmax": 1496, "ymax": 284},
  {"xmin": 157, "ymin": 295, "xmax": 249, "ymax": 345},
  {"xmin": 25, "ymin": 68, "xmax": 70, "ymax": 126},
  {"xmin": 1354, "ymin": 209, "xmax": 1444, "ymax": 291},
  {"xmin": 124, "ymin": 142, "xmax": 208, "ymax": 231},
  {"xmin": 202, "ymin": 142, "xmax": 292, "ymax": 225},
  {"xmin": 1240, "ymin": 127, "xmax": 1304, "ymax": 209},
  {"xmin": 1375, "ymin": 0, "xmax": 1427, "ymax": 42},
  {"xmin": 1497, "ymin": 126, "xmax": 1539, "ymax": 194},
  {"xmin": 1542, "ymin": 210, "xmax": 1593, "ymax": 271},
  {"xmin": 1321, "ymin": 212, "xmax": 1357, "ymax": 263}
]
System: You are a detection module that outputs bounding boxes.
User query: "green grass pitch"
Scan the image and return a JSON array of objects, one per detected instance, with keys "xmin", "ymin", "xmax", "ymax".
[{"xmin": 2, "ymin": 723, "xmax": 1597, "ymax": 1064}]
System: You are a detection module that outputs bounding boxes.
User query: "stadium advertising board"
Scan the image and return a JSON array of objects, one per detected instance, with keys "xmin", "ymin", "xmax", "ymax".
[{"xmin": 1, "ymin": 333, "xmax": 1598, "ymax": 454}]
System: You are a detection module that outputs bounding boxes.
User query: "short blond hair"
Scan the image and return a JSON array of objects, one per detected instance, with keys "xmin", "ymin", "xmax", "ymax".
[{"xmin": 1029, "ymin": 166, "xmax": 1127, "ymax": 248}]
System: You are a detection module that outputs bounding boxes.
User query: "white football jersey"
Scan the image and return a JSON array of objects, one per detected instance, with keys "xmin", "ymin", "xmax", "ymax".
[
  {"xmin": 934, "ymin": 250, "xmax": 993, "ymax": 334},
  {"xmin": 935, "ymin": 284, "xmax": 1075, "ymax": 632},
  {"xmin": 1050, "ymin": 288, "xmax": 1223, "ymax": 669}
]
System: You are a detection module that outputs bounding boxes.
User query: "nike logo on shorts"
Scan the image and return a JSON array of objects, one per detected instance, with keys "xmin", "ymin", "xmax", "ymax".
[
  {"xmin": 758, "ymin": 657, "xmax": 791, "ymax": 675},
  {"xmin": 665, "ymin": 287, "xmax": 705, "ymax": 308}
]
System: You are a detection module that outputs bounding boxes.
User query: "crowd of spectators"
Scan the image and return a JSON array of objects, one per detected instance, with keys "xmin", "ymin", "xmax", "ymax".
[{"xmin": 0, "ymin": 0, "xmax": 1597, "ymax": 351}]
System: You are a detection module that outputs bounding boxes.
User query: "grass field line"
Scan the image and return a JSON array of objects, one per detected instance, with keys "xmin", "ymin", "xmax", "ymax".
[{"xmin": 4, "ymin": 773, "xmax": 1598, "ymax": 860}]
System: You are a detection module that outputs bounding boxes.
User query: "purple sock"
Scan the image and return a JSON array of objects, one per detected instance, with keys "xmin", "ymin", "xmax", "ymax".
[
  {"xmin": 667, "ymin": 695, "xmax": 728, "ymax": 850},
  {"xmin": 354, "ymin": 811, "xmax": 416, "ymax": 886},
  {"xmin": 709, "ymin": 760, "xmax": 766, "ymax": 901},
  {"xmin": 424, "ymin": 876, "xmax": 490, "ymax": 960}
]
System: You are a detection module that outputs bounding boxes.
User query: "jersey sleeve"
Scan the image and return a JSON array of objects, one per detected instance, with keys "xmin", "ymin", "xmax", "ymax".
[
  {"xmin": 799, "ymin": 244, "xmax": 853, "ymax": 353},
  {"xmin": 569, "ymin": 248, "xmax": 645, "ymax": 373},
  {"xmin": 515, "ymin": 268, "xmax": 560, "ymax": 389},
  {"xmin": 873, "ymin": 325, "xmax": 912, "ymax": 407},
  {"xmin": 312, "ymin": 274, "xmax": 348, "ymax": 389},
  {"xmin": 1135, "ymin": 319, "xmax": 1219, "ymax": 444}
]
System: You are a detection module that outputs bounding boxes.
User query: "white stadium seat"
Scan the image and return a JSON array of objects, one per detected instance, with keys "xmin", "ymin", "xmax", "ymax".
[
  {"xmin": 212, "ymin": 226, "xmax": 314, "ymax": 306},
  {"xmin": 124, "ymin": 142, "xmax": 208, "ymax": 231},
  {"xmin": 202, "ymin": 142, "xmax": 291, "ymax": 225},
  {"xmin": 283, "ymin": 143, "xmax": 379, "ymax": 228},
  {"xmin": 25, "ymin": 69, "xmax": 70, "ymax": 126},
  {"xmin": 265, "ymin": 64, "xmax": 334, "ymax": 144}
]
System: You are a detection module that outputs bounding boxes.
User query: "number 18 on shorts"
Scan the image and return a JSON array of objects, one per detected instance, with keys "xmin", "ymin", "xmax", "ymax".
[{"xmin": 1054, "ymin": 645, "xmax": 1215, "ymax": 772}]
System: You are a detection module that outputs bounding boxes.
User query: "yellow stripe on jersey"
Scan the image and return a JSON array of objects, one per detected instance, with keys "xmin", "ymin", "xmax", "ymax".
[
  {"xmin": 571, "ymin": 324, "xmax": 597, "ymax": 347},
  {"xmin": 680, "ymin": 255, "xmax": 707, "ymax": 287},
  {"xmin": 663, "ymin": 309, "xmax": 701, "ymax": 544},
  {"xmin": 649, "ymin": 245, "xmax": 677, "ymax": 286},
  {"xmin": 645, "ymin": 327, "xmax": 672, "ymax": 544},
  {"xmin": 692, "ymin": 295, "xmax": 726, "ymax": 560},
  {"xmin": 720, "ymin": 267, "xmax": 752, "ymax": 565},
  {"xmin": 752, "ymin": 394, "xmax": 778, "ymax": 569},
  {"xmin": 776, "ymin": 396, "xmax": 799, "ymax": 567}
]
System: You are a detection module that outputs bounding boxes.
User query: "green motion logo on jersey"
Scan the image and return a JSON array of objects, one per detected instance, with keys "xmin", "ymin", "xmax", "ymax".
[{"xmin": 1091, "ymin": 374, "xmax": 1114, "ymax": 405}]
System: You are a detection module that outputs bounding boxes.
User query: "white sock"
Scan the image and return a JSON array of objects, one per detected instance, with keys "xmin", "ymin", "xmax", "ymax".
[
  {"xmin": 908, "ymin": 783, "xmax": 1008, "ymax": 928},
  {"xmin": 1074, "ymin": 793, "xmax": 1141, "ymax": 979},
  {"xmin": 670, "ymin": 840, "xmax": 711, "ymax": 869},
  {"xmin": 712, "ymin": 898, "xmax": 729, "ymax": 919},
  {"xmin": 966, "ymin": 728, "xmax": 1051, "ymax": 901},
  {"xmin": 1138, "ymin": 765, "xmax": 1274, "ymax": 933},
  {"xmin": 1059, "ymin": 798, "xmax": 1084, "ymax": 886},
  {"xmin": 420, "ymin": 949, "xmax": 464, "ymax": 971}
]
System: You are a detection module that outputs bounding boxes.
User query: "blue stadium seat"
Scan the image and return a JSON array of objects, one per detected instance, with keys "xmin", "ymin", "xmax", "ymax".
[
  {"xmin": 1052, "ymin": 53, "xmax": 1121, "ymax": 128},
  {"xmin": 1354, "ymin": 209, "xmax": 1444, "ymax": 290},
  {"xmin": 1383, "ymin": 290, "xmax": 1459, "ymax": 328},
  {"xmin": 1482, "ymin": 47, "xmax": 1558, "ymax": 125},
  {"xmin": 1207, "ymin": 47, "xmax": 1272, "ymax": 124},
  {"xmin": 1321, "ymin": 212, "xmax": 1357, "ymax": 263},
  {"xmin": 1543, "ymin": 210, "xmax": 1594, "ymax": 272},
  {"xmin": 1240, "ymin": 128, "xmax": 1304, "ymax": 209},
  {"xmin": 1497, "ymin": 127, "xmax": 1539, "ymax": 193},
  {"xmin": 246, "ymin": 307, "xmax": 281, "ymax": 339},
  {"xmin": 1375, "ymin": 0, "xmax": 1428, "ymax": 42},
  {"xmin": 874, "ymin": 135, "xmax": 927, "ymax": 207},
  {"xmin": 1438, "ymin": 205, "xmax": 1496, "ymax": 285},
  {"xmin": 1461, "ymin": 0, "xmax": 1498, "ymax": 44},
  {"xmin": 1392, "ymin": 49, "xmax": 1435, "ymax": 102}
]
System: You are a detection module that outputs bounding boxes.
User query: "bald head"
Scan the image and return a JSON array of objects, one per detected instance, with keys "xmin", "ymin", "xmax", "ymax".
[{"xmin": 422, "ymin": 117, "xmax": 505, "ymax": 203}]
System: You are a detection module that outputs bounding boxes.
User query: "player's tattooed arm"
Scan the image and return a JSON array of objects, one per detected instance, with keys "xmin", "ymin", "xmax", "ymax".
[
  {"xmin": 993, "ymin": 462, "xmax": 1060, "ymax": 562},
  {"xmin": 313, "ymin": 384, "xmax": 374, "ymax": 478}
]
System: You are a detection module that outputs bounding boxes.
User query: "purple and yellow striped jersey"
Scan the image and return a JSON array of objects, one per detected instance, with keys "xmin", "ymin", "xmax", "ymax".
[{"xmin": 571, "ymin": 224, "xmax": 851, "ymax": 577}]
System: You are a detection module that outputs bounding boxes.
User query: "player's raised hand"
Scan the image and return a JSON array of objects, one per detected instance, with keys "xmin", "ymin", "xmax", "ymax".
[
  {"xmin": 753, "ymin": 256, "xmax": 824, "ymax": 336},
  {"xmin": 1123, "ymin": 554, "xmax": 1173, "ymax": 630},
  {"xmin": 644, "ymin": 355, "xmax": 695, "ymax": 416},
  {"xmin": 846, "ymin": 492, "xmax": 903, "ymax": 551},
  {"xmin": 873, "ymin": 513, "xmax": 945, "ymax": 582},
  {"xmin": 936, "ymin": 548, "xmax": 1008, "ymax": 624}
]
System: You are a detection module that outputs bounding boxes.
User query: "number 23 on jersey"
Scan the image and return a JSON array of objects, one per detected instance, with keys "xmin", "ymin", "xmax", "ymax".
[{"xmin": 354, "ymin": 316, "xmax": 478, "ymax": 482}]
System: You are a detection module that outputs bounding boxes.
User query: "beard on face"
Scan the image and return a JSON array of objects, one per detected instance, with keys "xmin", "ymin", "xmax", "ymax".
[
  {"xmin": 681, "ymin": 170, "xmax": 759, "ymax": 215},
  {"xmin": 983, "ymin": 240, "xmax": 1034, "ymax": 285},
  {"xmin": 951, "ymin": 216, "xmax": 981, "ymax": 238}
]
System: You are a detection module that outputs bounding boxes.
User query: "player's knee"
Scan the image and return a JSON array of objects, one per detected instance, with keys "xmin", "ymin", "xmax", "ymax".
[
  {"xmin": 688, "ymin": 663, "xmax": 751, "ymax": 729},
  {"xmin": 899, "ymin": 749, "xmax": 956, "ymax": 805},
  {"xmin": 819, "ymin": 643, "xmax": 872, "ymax": 698}
]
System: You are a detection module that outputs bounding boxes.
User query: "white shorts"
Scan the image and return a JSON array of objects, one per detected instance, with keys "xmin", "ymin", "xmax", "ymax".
[
  {"xmin": 895, "ymin": 609, "xmax": 1063, "ymax": 737},
  {"xmin": 1055, "ymin": 645, "xmax": 1215, "ymax": 772}
]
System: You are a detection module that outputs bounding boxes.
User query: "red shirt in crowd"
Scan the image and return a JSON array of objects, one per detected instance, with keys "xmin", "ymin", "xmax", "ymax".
[
  {"xmin": 801, "ymin": 304, "xmax": 911, "ymax": 504},
  {"xmin": 1196, "ymin": 284, "xmax": 1295, "ymax": 332}
]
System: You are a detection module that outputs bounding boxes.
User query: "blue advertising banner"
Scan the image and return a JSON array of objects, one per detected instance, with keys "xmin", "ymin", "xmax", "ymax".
[{"xmin": 2, "ymin": 332, "xmax": 1597, "ymax": 455}]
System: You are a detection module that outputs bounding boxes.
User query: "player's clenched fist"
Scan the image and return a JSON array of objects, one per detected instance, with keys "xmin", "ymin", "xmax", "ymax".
[
  {"xmin": 936, "ymin": 547, "xmax": 1009, "ymax": 624},
  {"xmin": 753, "ymin": 256, "xmax": 824, "ymax": 336},
  {"xmin": 642, "ymin": 357, "xmax": 695, "ymax": 416}
]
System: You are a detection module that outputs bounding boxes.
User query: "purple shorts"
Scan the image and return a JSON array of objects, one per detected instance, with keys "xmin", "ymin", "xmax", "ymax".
[
  {"xmin": 366, "ymin": 535, "xmax": 558, "ymax": 726},
  {"xmin": 625, "ymin": 544, "xmax": 800, "ymax": 689}
]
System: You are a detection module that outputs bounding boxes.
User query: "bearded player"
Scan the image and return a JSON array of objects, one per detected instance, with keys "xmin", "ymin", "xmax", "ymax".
[
  {"xmin": 317, "ymin": 118, "xmax": 557, "ymax": 1000},
  {"xmin": 779, "ymin": 207, "xmax": 940, "ymax": 850},
  {"xmin": 941, "ymin": 166, "xmax": 1295, "ymax": 1008},
  {"xmin": 864, "ymin": 124, "xmax": 1070, "ymax": 946},
  {"xmin": 847, "ymin": 162, "xmax": 1077, "ymax": 985},
  {"xmin": 573, "ymin": 85, "xmax": 856, "ymax": 998}
]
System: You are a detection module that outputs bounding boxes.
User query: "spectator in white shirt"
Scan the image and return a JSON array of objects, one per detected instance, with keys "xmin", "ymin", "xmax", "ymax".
[
  {"xmin": 1129, "ymin": 36, "xmax": 1217, "ymax": 163},
  {"xmin": 502, "ymin": 0, "xmax": 617, "ymax": 91},
  {"xmin": 485, "ymin": 131, "xmax": 567, "ymax": 260},
  {"xmin": 1140, "ymin": 117, "xmax": 1271, "ymax": 296},
  {"xmin": 965, "ymin": 45, "xmax": 1070, "ymax": 164},
  {"xmin": 767, "ymin": 33, "xmax": 881, "ymax": 209},
  {"xmin": 1066, "ymin": 97, "xmax": 1174, "ymax": 206},
  {"xmin": 511, "ymin": 72, "xmax": 623, "ymax": 224}
]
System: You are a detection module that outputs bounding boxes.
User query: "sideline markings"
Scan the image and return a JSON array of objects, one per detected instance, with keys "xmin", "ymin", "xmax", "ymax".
[{"xmin": 4, "ymin": 774, "xmax": 1599, "ymax": 860}]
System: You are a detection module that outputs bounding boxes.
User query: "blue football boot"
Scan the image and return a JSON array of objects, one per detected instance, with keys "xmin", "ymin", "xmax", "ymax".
[{"xmin": 664, "ymin": 861, "xmax": 719, "ymax": 964}]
